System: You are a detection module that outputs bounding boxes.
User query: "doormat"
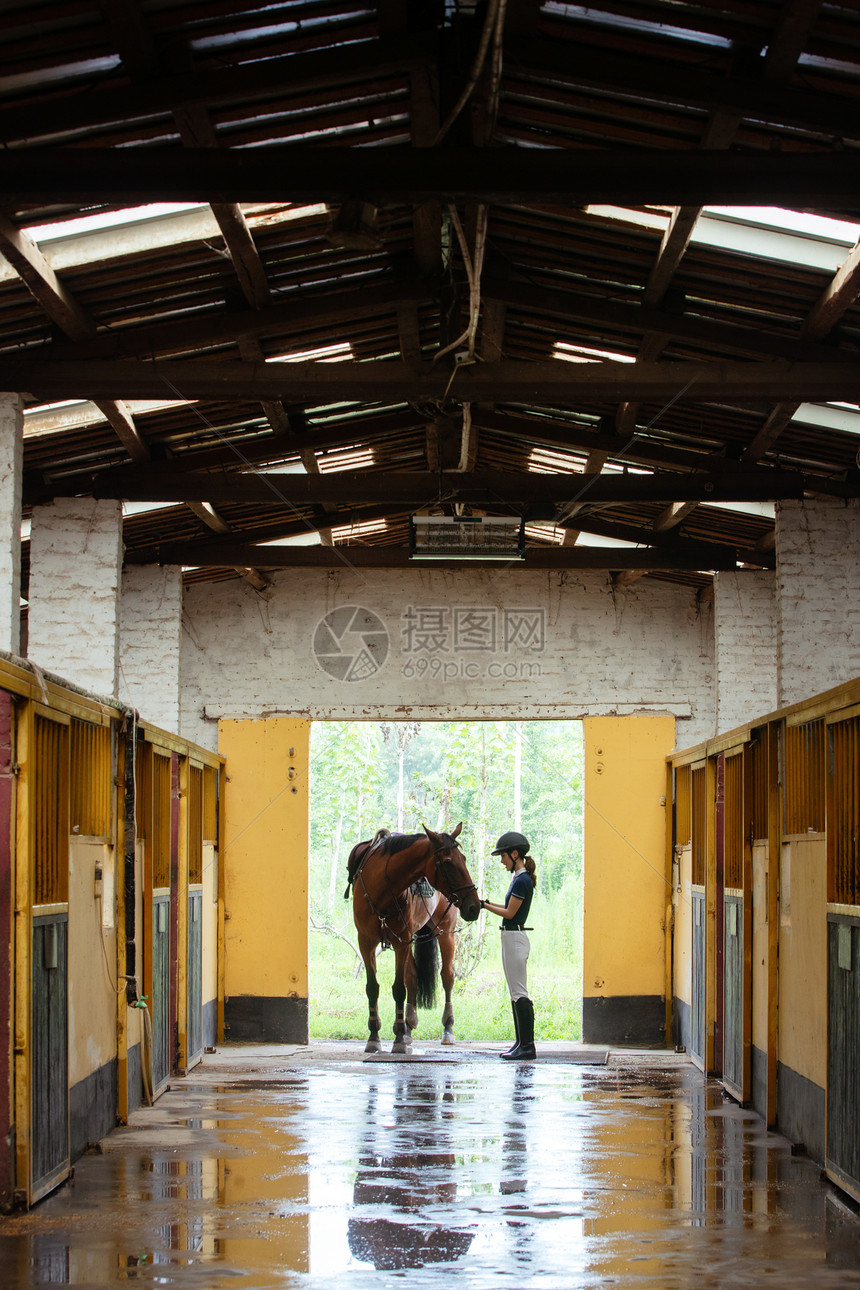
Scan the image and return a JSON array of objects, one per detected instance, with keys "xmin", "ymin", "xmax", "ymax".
[{"xmin": 363, "ymin": 1047, "xmax": 609, "ymax": 1065}]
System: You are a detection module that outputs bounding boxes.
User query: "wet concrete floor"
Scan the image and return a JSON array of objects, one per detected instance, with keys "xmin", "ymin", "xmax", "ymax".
[{"xmin": 1, "ymin": 1042, "xmax": 859, "ymax": 1288}]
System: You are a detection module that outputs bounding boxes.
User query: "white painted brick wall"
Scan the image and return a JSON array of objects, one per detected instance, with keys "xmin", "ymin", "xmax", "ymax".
[
  {"xmin": 119, "ymin": 565, "xmax": 183, "ymax": 731},
  {"xmin": 28, "ymin": 498, "xmax": 123, "ymax": 697},
  {"xmin": 0, "ymin": 392, "xmax": 22, "ymax": 654},
  {"xmin": 714, "ymin": 570, "xmax": 777, "ymax": 735},
  {"xmin": 776, "ymin": 498, "xmax": 860, "ymax": 707},
  {"xmin": 179, "ymin": 568, "xmax": 716, "ymax": 752}
]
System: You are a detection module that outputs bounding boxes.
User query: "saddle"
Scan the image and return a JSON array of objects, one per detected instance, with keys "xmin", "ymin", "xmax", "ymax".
[{"xmin": 343, "ymin": 827, "xmax": 392, "ymax": 898}]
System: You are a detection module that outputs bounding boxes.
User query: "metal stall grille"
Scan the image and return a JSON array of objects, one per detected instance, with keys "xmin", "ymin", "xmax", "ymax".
[
  {"xmin": 828, "ymin": 714, "xmax": 860, "ymax": 908},
  {"xmin": 675, "ymin": 765, "xmax": 692, "ymax": 848},
  {"xmin": 748, "ymin": 733, "xmax": 768, "ymax": 841},
  {"xmin": 722, "ymin": 752, "xmax": 746, "ymax": 1100},
  {"xmin": 152, "ymin": 753, "xmax": 172, "ymax": 891},
  {"xmin": 724, "ymin": 754, "xmax": 743, "ymax": 891},
  {"xmin": 70, "ymin": 719, "xmax": 112, "ymax": 838},
  {"xmin": 825, "ymin": 711, "xmax": 860, "ymax": 1201},
  {"xmin": 31, "ymin": 713, "xmax": 70, "ymax": 1201},
  {"xmin": 186, "ymin": 764, "xmax": 204, "ymax": 1068},
  {"xmin": 691, "ymin": 765, "xmax": 707, "ymax": 887},
  {"xmin": 690, "ymin": 763, "xmax": 707, "ymax": 1067},
  {"xmin": 188, "ymin": 766, "xmax": 203, "ymax": 885},
  {"xmin": 784, "ymin": 718, "xmax": 825, "ymax": 835},
  {"xmin": 34, "ymin": 715, "xmax": 69, "ymax": 906},
  {"xmin": 151, "ymin": 751, "xmax": 173, "ymax": 1092},
  {"xmin": 203, "ymin": 766, "xmax": 218, "ymax": 844}
]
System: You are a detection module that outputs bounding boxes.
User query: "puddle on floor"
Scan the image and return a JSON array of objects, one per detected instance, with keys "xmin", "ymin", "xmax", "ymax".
[{"xmin": 1, "ymin": 1057, "xmax": 858, "ymax": 1288}]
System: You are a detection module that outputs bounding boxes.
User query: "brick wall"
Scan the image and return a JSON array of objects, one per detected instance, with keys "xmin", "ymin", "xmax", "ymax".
[
  {"xmin": 119, "ymin": 565, "xmax": 183, "ymax": 731},
  {"xmin": 714, "ymin": 570, "xmax": 778, "ymax": 735},
  {"xmin": 179, "ymin": 567, "xmax": 716, "ymax": 752},
  {"xmin": 28, "ymin": 497, "xmax": 123, "ymax": 698},
  {"xmin": 776, "ymin": 498, "xmax": 860, "ymax": 707}
]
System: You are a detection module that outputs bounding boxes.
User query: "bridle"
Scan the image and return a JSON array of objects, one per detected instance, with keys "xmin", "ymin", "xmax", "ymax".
[
  {"xmin": 432, "ymin": 845, "xmax": 478, "ymax": 904},
  {"xmin": 356, "ymin": 837, "xmax": 477, "ymax": 943}
]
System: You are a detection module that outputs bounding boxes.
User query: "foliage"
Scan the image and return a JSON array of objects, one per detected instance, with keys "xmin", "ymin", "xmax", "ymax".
[{"xmin": 308, "ymin": 720, "xmax": 584, "ymax": 1040}]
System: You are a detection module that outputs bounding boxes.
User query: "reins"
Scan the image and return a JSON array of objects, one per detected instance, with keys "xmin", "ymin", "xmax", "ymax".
[{"xmin": 353, "ymin": 836, "xmax": 475, "ymax": 944}]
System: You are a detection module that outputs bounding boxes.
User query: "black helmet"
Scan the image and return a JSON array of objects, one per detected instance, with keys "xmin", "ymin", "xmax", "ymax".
[{"xmin": 491, "ymin": 831, "xmax": 530, "ymax": 856}]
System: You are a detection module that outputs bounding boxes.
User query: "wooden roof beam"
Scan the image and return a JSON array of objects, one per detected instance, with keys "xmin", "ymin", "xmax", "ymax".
[
  {"xmin": 0, "ymin": 213, "xmax": 150, "ymax": 464},
  {"xmin": 126, "ymin": 542, "xmax": 742, "ymax": 572},
  {"xmin": 185, "ymin": 501, "xmax": 270, "ymax": 590},
  {"xmin": 49, "ymin": 467, "xmax": 815, "ymax": 507},
  {"xmin": 744, "ymin": 236, "xmax": 860, "ymax": 462},
  {"xmin": 10, "ymin": 356, "xmax": 860, "ymax": 403},
  {"xmin": 5, "ymin": 147, "xmax": 860, "ymax": 206}
]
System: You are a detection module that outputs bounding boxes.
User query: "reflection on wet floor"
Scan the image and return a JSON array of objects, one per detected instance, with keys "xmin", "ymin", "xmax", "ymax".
[{"xmin": 1, "ymin": 1046, "xmax": 859, "ymax": 1288}]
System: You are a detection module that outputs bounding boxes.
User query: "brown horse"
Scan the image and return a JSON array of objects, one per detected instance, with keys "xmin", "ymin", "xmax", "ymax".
[{"xmin": 345, "ymin": 825, "xmax": 481, "ymax": 1053}]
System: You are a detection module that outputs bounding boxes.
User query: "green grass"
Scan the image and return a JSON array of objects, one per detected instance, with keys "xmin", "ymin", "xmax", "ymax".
[{"xmin": 308, "ymin": 910, "xmax": 582, "ymax": 1043}]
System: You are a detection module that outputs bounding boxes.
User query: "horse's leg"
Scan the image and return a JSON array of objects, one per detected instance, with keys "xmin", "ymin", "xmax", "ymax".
[
  {"xmin": 391, "ymin": 941, "xmax": 413, "ymax": 1053},
  {"xmin": 439, "ymin": 929, "xmax": 456, "ymax": 1045},
  {"xmin": 359, "ymin": 936, "xmax": 382, "ymax": 1054},
  {"xmin": 404, "ymin": 945, "xmax": 418, "ymax": 1039}
]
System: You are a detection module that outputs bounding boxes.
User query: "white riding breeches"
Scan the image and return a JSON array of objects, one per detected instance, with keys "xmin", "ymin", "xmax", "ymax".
[{"xmin": 500, "ymin": 929, "xmax": 531, "ymax": 1002}]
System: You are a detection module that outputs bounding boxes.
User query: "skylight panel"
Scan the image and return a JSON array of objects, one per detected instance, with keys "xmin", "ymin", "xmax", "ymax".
[
  {"xmin": 525, "ymin": 524, "xmax": 565, "ymax": 545},
  {"xmin": 791, "ymin": 402, "xmax": 860, "ymax": 437},
  {"xmin": 702, "ymin": 502, "xmax": 776, "ymax": 519},
  {"xmin": 554, "ymin": 342, "xmax": 636, "ymax": 364},
  {"xmin": 23, "ymin": 397, "xmax": 193, "ymax": 439},
  {"xmin": 585, "ymin": 206, "xmax": 670, "ymax": 233},
  {"xmin": 0, "ymin": 56, "xmax": 121, "ymax": 95},
  {"xmin": 694, "ymin": 208, "xmax": 860, "ymax": 271},
  {"xmin": 268, "ymin": 342, "xmax": 353, "ymax": 363},
  {"xmin": 331, "ymin": 518, "xmax": 387, "ymax": 543},
  {"xmin": 542, "ymin": 3, "xmax": 731, "ymax": 48},
  {"xmin": 528, "ymin": 447, "xmax": 586, "ymax": 474},
  {"xmin": 25, "ymin": 204, "xmax": 205, "ymax": 243},
  {"xmin": 316, "ymin": 446, "xmax": 374, "ymax": 473}
]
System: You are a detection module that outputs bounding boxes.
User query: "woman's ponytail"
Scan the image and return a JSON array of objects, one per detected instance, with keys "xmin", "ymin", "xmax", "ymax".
[{"xmin": 524, "ymin": 855, "xmax": 537, "ymax": 889}]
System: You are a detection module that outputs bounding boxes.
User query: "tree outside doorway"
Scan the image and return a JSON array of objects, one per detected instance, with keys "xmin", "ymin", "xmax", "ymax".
[{"xmin": 308, "ymin": 720, "xmax": 584, "ymax": 1043}]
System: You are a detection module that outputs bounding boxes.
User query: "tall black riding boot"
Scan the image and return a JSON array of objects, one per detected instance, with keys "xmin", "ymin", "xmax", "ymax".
[
  {"xmin": 500, "ymin": 1000, "xmax": 520, "ymax": 1057},
  {"xmin": 501, "ymin": 997, "xmax": 535, "ymax": 1061}
]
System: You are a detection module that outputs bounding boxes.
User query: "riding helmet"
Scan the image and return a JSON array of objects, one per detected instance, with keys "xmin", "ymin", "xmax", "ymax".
[{"xmin": 491, "ymin": 830, "xmax": 530, "ymax": 856}]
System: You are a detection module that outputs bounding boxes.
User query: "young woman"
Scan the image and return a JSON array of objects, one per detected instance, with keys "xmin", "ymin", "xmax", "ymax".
[{"xmin": 480, "ymin": 831, "xmax": 537, "ymax": 1060}]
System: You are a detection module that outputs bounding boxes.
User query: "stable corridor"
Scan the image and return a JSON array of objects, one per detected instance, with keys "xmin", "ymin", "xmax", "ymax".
[{"xmin": 1, "ymin": 1044, "xmax": 858, "ymax": 1289}]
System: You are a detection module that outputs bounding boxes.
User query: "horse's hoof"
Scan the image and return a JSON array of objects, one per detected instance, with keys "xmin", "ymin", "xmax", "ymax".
[
  {"xmin": 392, "ymin": 1041, "xmax": 409, "ymax": 1055},
  {"xmin": 365, "ymin": 1039, "xmax": 380, "ymax": 1054},
  {"xmin": 441, "ymin": 1032, "xmax": 456, "ymax": 1046}
]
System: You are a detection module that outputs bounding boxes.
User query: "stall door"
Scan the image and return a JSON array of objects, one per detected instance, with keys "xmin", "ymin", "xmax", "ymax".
[
  {"xmin": 690, "ymin": 763, "xmax": 707, "ymax": 1069},
  {"xmin": 152, "ymin": 893, "xmax": 171, "ymax": 1092},
  {"xmin": 31, "ymin": 912, "xmax": 68, "ymax": 1202},
  {"xmin": 184, "ymin": 765, "xmax": 205, "ymax": 1071},
  {"xmin": 825, "ymin": 713, "xmax": 860, "ymax": 1202},
  {"xmin": 691, "ymin": 891, "xmax": 706, "ymax": 1066},
  {"xmin": 826, "ymin": 916, "xmax": 860, "ymax": 1201},
  {"xmin": 722, "ymin": 751, "xmax": 750, "ymax": 1103},
  {"xmin": 29, "ymin": 712, "xmax": 71, "ymax": 1203},
  {"xmin": 187, "ymin": 889, "xmax": 203, "ymax": 1069},
  {"xmin": 150, "ymin": 751, "xmax": 173, "ymax": 1095}
]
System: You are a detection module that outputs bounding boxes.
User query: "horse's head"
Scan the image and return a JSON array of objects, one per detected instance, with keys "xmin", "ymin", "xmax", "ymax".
[{"xmin": 422, "ymin": 824, "xmax": 481, "ymax": 922}]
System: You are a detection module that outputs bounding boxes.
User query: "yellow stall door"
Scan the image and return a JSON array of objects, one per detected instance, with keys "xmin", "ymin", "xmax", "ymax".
[
  {"xmin": 219, "ymin": 719, "xmax": 310, "ymax": 1043},
  {"xmin": 582, "ymin": 715, "xmax": 674, "ymax": 1047}
]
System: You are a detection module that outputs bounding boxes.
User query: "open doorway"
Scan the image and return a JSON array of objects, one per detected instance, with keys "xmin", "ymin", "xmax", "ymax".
[{"xmin": 308, "ymin": 720, "xmax": 584, "ymax": 1044}]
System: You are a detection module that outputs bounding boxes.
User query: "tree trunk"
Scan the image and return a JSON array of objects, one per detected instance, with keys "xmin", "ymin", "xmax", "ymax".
[{"xmin": 514, "ymin": 720, "xmax": 523, "ymax": 830}]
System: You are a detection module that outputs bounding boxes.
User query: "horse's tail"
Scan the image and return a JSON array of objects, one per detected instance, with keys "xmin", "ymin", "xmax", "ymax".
[{"xmin": 413, "ymin": 924, "xmax": 438, "ymax": 1010}]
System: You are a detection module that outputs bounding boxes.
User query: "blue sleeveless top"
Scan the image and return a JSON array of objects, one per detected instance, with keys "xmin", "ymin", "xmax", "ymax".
[{"xmin": 503, "ymin": 870, "xmax": 534, "ymax": 929}]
